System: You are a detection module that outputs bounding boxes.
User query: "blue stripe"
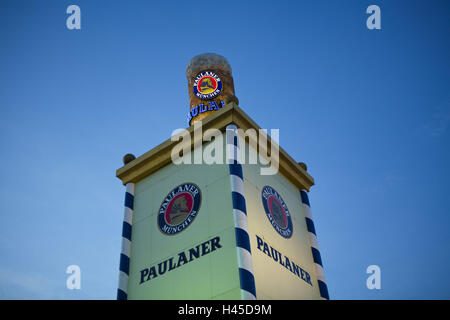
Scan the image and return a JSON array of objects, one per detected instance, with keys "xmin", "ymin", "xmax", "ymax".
[
  {"xmin": 318, "ymin": 280, "xmax": 329, "ymax": 300},
  {"xmin": 117, "ymin": 288, "xmax": 127, "ymax": 300},
  {"xmin": 231, "ymin": 191, "xmax": 247, "ymax": 214},
  {"xmin": 305, "ymin": 217, "xmax": 316, "ymax": 235},
  {"xmin": 300, "ymin": 190, "xmax": 310, "ymax": 207},
  {"xmin": 239, "ymin": 268, "xmax": 256, "ymax": 297},
  {"xmin": 233, "ymin": 135, "xmax": 238, "ymax": 147},
  {"xmin": 229, "ymin": 163, "xmax": 243, "ymax": 179},
  {"xmin": 235, "ymin": 227, "xmax": 251, "ymax": 253},
  {"xmin": 311, "ymin": 247, "xmax": 323, "ymax": 267},
  {"xmin": 119, "ymin": 253, "xmax": 130, "ymax": 274},
  {"xmin": 124, "ymin": 192, "xmax": 134, "ymax": 210},
  {"xmin": 122, "ymin": 221, "xmax": 132, "ymax": 241}
]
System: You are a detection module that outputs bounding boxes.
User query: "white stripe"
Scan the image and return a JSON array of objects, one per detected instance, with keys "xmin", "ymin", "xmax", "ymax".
[
  {"xmin": 118, "ymin": 271, "xmax": 129, "ymax": 292},
  {"xmin": 315, "ymin": 264, "xmax": 326, "ymax": 283},
  {"xmin": 121, "ymin": 237, "xmax": 131, "ymax": 257},
  {"xmin": 226, "ymin": 125, "xmax": 243, "ymax": 164},
  {"xmin": 226, "ymin": 144, "xmax": 235, "ymax": 163},
  {"xmin": 303, "ymin": 203, "xmax": 313, "ymax": 220},
  {"xmin": 226, "ymin": 126, "xmax": 237, "ymax": 144},
  {"xmin": 309, "ymin": 233, "xmax": 319, "ymax": 251},
  {"xmin": 123, "ymin": 207, "xmax": 133, "ymax": 225},
  {"xmin": 230, "ymin": 174, "xmax": 244, "ymax": 195},
  {"xmin": 226, "ymin": 124, "xmax": 237, "ymax": 132},
  {"xmin": 126, "ymin": 183, "xmax": 135, "ymax": 195},
  {"xmin": 233, "ymin": 209, "xmax": 249, "ymax": 232},
  {"xmin": 241, "ymin": 289, "xmax": 257, "ymax": 300},
  {"xmin": 234, "ymin": 145, "xmax": 241, "ymax": 163},
  {"xmin": 226, "ymin": 144, "xmax": 241, "ymax": 163},
  {"xmin": 237, "ymin": 246, "xmax": 254, "ymax": 273}
]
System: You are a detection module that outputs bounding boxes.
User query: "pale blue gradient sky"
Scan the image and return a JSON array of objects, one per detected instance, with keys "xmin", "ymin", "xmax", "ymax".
[{"xmin": 0, "ymin": 0, "xmax": 449, "ymax": 299}]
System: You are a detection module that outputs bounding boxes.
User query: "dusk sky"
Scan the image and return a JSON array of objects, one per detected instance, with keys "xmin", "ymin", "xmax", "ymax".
[{"xmin": 1, "ymin": 0, "xmax": 449, "ymax": 299}]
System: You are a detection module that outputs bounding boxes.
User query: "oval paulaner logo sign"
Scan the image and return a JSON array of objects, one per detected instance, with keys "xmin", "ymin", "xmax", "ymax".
[
  {"xmin": 193, "ymin": 71, "xmax": 222, "ymax": 100},
  {"xmin": 261, "ymin": 186, "xmax": 293, "ymax": 238},
  {"xmin": 158, "ymin": 183, "xmax": 201, "ymax": 235}
]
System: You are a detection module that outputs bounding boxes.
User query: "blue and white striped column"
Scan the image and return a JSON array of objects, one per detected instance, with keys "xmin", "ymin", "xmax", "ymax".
[
  {"xmin": 117, "ymin": 182, "xmax": 135, "ymax": 300},
  {"xmin": 226, "ymin": 124, "xmax": 257, "ymax": 300},
  {"xmin": 300, "ymin": 189, "xmax": 329, "ymax": 300}
]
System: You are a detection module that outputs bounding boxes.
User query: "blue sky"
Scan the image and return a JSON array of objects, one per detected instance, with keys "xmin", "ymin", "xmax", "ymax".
[{"xmin": 0, "ymin": 0, "xmax": 449, "ymax": 299}]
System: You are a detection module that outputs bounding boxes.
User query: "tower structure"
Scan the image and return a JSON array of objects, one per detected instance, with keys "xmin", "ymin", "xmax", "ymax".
[{"xmin": 116, "ymin": 53, "xmax": 329, "ymax": 300}]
